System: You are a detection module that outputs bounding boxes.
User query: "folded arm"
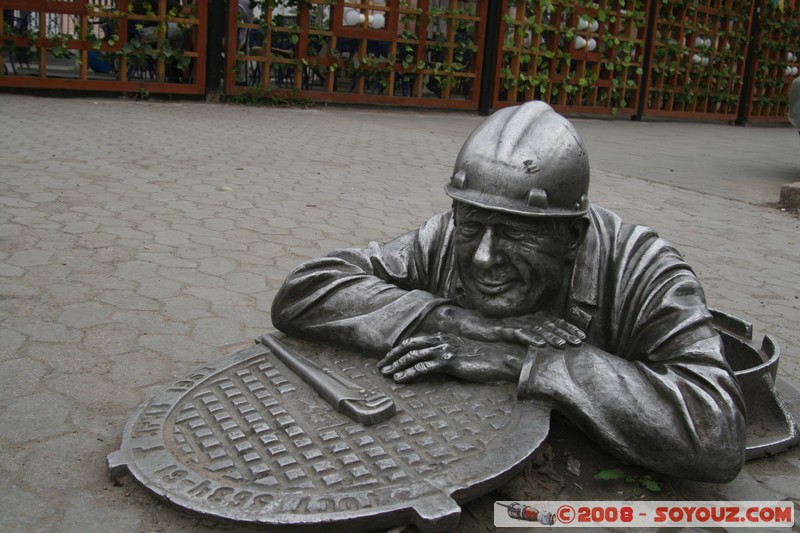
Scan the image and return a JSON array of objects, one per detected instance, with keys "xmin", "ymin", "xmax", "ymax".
[
  {"xmin": 272, "ymin": 211, "xmax": 583, "ymax": 354},
  {"xmin": 271, "ymin": 213, "xmax": 457, "ymax": 355},
  {"xmin": 519, "ymin": 336, "xmax": 745, "ymax": 482},
  {"xmin": 518, "ymin": 259, "xmax": 746, "ymax": 483}
]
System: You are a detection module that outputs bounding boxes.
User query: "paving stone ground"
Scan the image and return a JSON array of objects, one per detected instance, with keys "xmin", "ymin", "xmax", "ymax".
[{"xmin": 0, "ymin": 93, "xmax": 799, "ymax": 532}]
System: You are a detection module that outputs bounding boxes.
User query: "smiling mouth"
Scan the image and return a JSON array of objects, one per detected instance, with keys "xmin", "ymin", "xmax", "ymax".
[{"xmin": 473, "ymin": 279, "xmax": 516, "ymax": 294}]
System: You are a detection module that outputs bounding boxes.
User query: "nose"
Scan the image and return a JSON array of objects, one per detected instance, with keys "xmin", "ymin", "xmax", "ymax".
[{"xmin": 473, "ymin": 228, "xmax": 503, "ymax": 269}]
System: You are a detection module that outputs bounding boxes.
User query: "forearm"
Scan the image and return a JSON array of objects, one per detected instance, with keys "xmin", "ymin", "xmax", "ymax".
[
  {"xmin": 517, "ymin": 337, "xmax": 746, "ymax": 482},
  {"xmin": 413, "ymin": 304, "xmax": 473, "ymax": 337},
  {"xmin": 412, "ymin": 303, "xmax": 585, "ymax": 349},
  {"xmin": 271, "ymin": 256, "xmax": 449, "ymax": 355}
]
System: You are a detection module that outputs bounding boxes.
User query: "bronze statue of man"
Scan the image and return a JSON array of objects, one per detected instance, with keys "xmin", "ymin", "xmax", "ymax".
[{"xmin": 271, "ymin": 101, "xmax": 746, "ymax": 483}]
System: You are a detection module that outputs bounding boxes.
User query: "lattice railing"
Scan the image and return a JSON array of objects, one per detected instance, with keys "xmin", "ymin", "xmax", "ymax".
[
  {"xmin": 2, "ymin": 1, "xmax": 799, "ymax": 122},
  {"xmin": 642, "ymin": 0, "xmax": 754, "ymax": 120},
  {"xmin": 494, "ymin": 0, "xmax": 648, "ymax": 116},
  {"xmin": 0, "ymin": 0, "xmax": 205, "ymax": 93},
  {"xmin": 225, "ymin": 0, "xmax": 486, "ymax": 109}
]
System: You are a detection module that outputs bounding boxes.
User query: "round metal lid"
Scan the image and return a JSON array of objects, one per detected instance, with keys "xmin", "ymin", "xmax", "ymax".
[{"xmin": 108, "ymin": 336, "xmax": 550, "ymax": 532}]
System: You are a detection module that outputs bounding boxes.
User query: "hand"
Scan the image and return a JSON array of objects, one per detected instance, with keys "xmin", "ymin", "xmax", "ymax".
[
  {"xmin": 378, "ymin": 333, "xmax": 525, "ymax": 383},
  {"xmin": 416, "ymin": 305, "xmax": 585, "ymax": 349}
]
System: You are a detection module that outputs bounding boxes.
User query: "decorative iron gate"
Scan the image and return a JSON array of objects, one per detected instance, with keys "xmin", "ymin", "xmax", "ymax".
[{"xmin": 0, "ymin": 0, "xmax": 206, "ymax": 94}]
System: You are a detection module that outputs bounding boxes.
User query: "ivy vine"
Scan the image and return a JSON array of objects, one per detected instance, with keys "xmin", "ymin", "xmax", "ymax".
[
  {"xmin": 1, "ymin": 2, "xmax": 195, "ymax": 81},
  {"xmin": 750, "ymin": 1, "xmax": 800, "ymax": 117},
  {"xmin": 236, "ymin": 0, "xmax": 479, "ymax": 99},
  {"xmin": 499, "ymin": 0, "xmax": 647, "ymax": 112}
]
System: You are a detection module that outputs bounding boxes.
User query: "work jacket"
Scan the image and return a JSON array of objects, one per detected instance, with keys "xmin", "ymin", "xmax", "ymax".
[{"xmin": 272, "ymin": 205, "xmax": 746, "ymax": 482}]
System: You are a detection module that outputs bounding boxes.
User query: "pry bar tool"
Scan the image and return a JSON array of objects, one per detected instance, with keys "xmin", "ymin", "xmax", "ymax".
[{"xmin": 257, "ymin": 334, "xmax": 396, "ymax": 426}]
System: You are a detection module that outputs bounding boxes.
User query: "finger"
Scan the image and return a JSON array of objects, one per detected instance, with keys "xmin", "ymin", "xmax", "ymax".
[
  {"xmin": 510, "ymin": 328, "xmax": 547, "ymax": 347},
  {"xmin": 549, "ymin": 318, "xmax": 586, "ymax": 344},
  {"xmin": 514, "ymin": 325, "xmax": 567, "ymax": 349},
  {"xmin": 379, "ymin": 333, "xmax": 447, "ymax": 367},
  {"xmin": 393, "ymin": 359, "xmax": 446, "ymax": 383},
  {"xmin": 539, "ymin": 329, "xmax": 567, "ymax": 349},
  {"xmin": 525, "ymin": 320, "xmax": 583, "ymax": 347},
  {"xmin": 509, "ymin": 325, "xmax": 580, "ymax": 349},
  {"xmin": 380, "ymin": 346, "xmax": 442, "ymax": 375}
]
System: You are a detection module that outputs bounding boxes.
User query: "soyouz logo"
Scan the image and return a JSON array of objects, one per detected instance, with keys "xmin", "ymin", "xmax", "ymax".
[{"xmin": 494, "ymin": 501, "xmax": 794, "ymax": 528}]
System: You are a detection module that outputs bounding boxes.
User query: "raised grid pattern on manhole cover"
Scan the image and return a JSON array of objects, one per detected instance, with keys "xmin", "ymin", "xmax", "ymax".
[{"xmin": 167, "ymin": 351, "xmax": 518, "ymax": 490}]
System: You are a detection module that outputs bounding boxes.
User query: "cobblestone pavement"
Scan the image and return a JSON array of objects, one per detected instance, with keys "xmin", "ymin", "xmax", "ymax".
[{"xmin": 1, "ymin": 93, "xmax": 798, "ymax": 532}]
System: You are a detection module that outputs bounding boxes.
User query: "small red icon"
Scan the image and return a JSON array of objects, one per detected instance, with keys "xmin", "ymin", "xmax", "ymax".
[{"xmin": 557, "ymin": 504, "xmax": 576, "ymax": 524}]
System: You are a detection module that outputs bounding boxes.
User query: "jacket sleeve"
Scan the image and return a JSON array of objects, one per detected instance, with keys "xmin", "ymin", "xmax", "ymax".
[
  {"xmin": 517, "ymin": 228, "xmax": 747, "ymax": 483},
  {"xmin": 271, "ymin": 213, "xmax": 455, "ymax": 356}
]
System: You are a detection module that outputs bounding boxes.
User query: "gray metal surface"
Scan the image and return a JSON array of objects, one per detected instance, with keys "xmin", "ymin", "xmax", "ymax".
[
  {"xmin": 257, "ymin": 334, "xmax": 396, "ymax": 426},
  {"xmin": 269, "ymin": 103, "xmax": 751, "ymax": 483},
  {"xmin": 712, "ymin": 310, "xmax": 800, "ymax": 459},
  {"xmin": 445, "ymin": 101, "xmax": 590, "ymax": 218},
  {"xmin": 108, "ymin": 337, "xmax": 551, "ymax": 532}
]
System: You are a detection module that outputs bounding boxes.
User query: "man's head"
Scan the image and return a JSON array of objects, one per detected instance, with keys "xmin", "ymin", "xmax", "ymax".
[
  {"xmin": 446, "ymin": 102, "xmax": 590, "ymax": 317},
  {"xmin": 445, "ymin": 101, "xmax": 590, "ymax": 217}
]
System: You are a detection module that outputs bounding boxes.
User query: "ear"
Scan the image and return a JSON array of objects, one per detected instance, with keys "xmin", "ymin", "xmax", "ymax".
[{"xmin": 566, "ymin": 216, "xmax": 589, "ymax": 260}]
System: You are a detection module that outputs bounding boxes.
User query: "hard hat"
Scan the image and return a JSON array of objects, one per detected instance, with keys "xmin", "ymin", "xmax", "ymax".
[{"xmin": 445, "ymin": 101, "xmax": 590, "ymax": 217}]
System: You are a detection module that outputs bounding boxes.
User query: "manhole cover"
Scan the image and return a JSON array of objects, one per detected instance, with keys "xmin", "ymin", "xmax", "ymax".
[{"xmin": 108, "ymin": 336, "xmax": 550, "ymax": 532}]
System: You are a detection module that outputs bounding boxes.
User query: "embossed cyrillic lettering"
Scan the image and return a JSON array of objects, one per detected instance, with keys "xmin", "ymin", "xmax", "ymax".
[
  {"xmin": 248, "ymin": 494, "xmax": 274, "ymax": 510},
  {"xmin": 131, "ymin": 445, "xmax": 165, "ymax": 458},
  {"xmin": 294, "ymin": 496, "xmax": 310, "ymax": 513},
  {"xmin": 166, "ymin": 368, "xmax": 215, "ymax": 393},
  {"xmin": 153, "ymin": 464, "xmax": 187, "ymax": 484},
  {"xmin": 208, "ymin": 487, "xmax": 234, "ymax": 503},
  {"xmin": 337, "ymin": 497, "xmax": 357, "ymax": 511},
  {"xmin": 312, "ymin": 498, "xmax": 335, "ymax": 512},
  {"xmin": 187, "ymin": 480, "xmax": 212, "ymax": 497},
  {"xmin": 226, "ymin": 490, "xmax": 253, "ymax": 508},
  {"xmin": 131, "ymin": 403, "xmax": 171, "ymax": 438}
]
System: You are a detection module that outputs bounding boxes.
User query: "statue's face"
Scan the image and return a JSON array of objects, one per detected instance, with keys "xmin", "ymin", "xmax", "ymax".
[{"xmin": 454, "ymin": 204, "xmax": 572, "ymax": 318}]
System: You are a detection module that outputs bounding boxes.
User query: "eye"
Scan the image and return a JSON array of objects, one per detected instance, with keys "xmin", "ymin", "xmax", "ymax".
[
  {"xmin": 457, "ymin": 223, "xmax": 482, "ymax": 238},
  {"xmin": 498, "ymin": 226, "xmax": 529, "ymax": 240}
]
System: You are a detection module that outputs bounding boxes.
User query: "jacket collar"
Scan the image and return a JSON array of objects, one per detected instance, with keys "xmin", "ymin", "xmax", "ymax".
[
  {"xmin": 569, "ymin": 211, "xmax": 601, "ymax": 307},
  {"xmin": 564, "ymin": 209, "xmax": 601, "ymax": 331}
]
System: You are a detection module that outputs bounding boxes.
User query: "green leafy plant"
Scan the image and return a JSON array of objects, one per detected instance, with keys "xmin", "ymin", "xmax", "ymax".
[
  {"xmin": 647, "ymin": 0, "xmax": 752, "ymax": 115},
  {"xmin": 594, "ymin": 468, "xmax": 662, "ymax": 496},
  {"xmin": 48, "ymin": 33, "xmax": 73, "ymax": 59},
  {"xmin": 748, "ymin": 1, "xmax": 800, "ymax": 118},
  {"xmin": 498, "ymin": 0, "xmax": 647, "ymax": 110}
]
